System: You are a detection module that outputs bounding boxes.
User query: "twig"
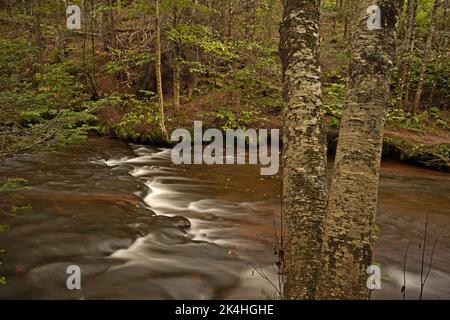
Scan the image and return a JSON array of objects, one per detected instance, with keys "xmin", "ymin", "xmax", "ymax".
[
  {"xmin": 248, "ymin": 262, "xmax": 282, "ymax": 298},
  {"xmin": 419, "ymin": 236, "xmax": 440, "ymax": 300},
  {"xmin": 419, "ymin": 215, "xmax": 429, "ymax": 300},
  {"xmin": 272, "ymin": 216, "xmax": 283, "ymax": 297},
  {"xmin": 402, "ymin": 240, "xmax": 411, "ymax": 300}
]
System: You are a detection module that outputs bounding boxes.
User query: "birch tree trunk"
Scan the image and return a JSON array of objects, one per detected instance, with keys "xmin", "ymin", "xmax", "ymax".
[
  {"xmin": 413, "ymin": 0, "xmax": 441, "ymax": 112},
  {"xmin": 316, "ymin": 0, "xmax": 400, "ymax": 300},
  {"xmin": 279, "ymin": 0, "xmax": 328, "ymax": 300}
]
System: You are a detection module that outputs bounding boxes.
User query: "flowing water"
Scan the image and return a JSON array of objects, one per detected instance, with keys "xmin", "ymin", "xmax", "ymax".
[{"xmin": 0, "ymin": 137, "xmax": 449, "ymax": 299}]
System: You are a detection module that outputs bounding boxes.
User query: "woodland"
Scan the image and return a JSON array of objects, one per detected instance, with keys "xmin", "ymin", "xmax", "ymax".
[{"xmin": 0, "ymin": 0, "xmax": 449, "ymax": 300}]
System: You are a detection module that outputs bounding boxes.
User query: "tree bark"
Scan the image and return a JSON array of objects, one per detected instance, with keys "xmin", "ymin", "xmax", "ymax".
[
  {"xmin": 412, "ymin": 0, "xmax": 441, "ymax": 112},
  {"xmin": 280, "ymin": 0, "xmax": 328, "ymax": 300},
  {"xmin": 316, "ymin": 0, "xmax": 400, "ymax": 300}
]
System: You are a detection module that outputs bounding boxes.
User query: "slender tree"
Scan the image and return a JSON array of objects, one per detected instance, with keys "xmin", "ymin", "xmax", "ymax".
[
  {"xmin": 429, "ymin": 0, "xmax": 449, "ymax": 107},
  {"xmin": 316, "ymin": 0, "xmax": 400, "ymax": 300},
  {"xmin": 155, "ymin": 0, "xmax": 169, "ymax": 139},
  {"xmin": 396, "ymin": 0, "xmax": 418, "ymax": 108},
  {"xmin": 101, "ymin": 0, "xmax": 116, "ymax": 51},
  {"xmin": 279, "ymin": 0, "xmax": 328, "ymax": 299},
  {"xmin": 413, "ymin": 0, "xmax": 442, "ymax": 112},
  {"xmin": 171, "ymin": 4, "xmax": 182, "ymax": 111}
]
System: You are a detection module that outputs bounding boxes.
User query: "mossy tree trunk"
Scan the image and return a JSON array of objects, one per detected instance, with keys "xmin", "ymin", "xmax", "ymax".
[
  {"xmin": 280, "ymin": 0, "xmax": 328, "ymax": 300},
  {"xmin": 316, "ymin": 0, "xmax": 400, "ymax": 300}
]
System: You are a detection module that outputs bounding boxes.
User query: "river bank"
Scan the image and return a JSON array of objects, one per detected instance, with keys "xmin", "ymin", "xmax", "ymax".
[{"xmin": 95, "ymin": 99, "xmax": 450, "ymax": 172}]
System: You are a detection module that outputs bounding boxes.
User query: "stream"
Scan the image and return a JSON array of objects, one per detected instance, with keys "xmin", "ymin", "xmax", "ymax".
[{"xmin": 0, "ymin": 137, "xmax": 449, "ymax": 299}]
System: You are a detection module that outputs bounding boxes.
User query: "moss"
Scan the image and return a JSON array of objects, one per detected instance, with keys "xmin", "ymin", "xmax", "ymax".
[{"xmin": 383, "ymin": 136, "xmax": 450, "ymax": 172}]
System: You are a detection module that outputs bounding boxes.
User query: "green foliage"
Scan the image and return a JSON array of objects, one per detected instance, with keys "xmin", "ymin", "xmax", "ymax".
[
  {"xmin": 206, "ymin": 109, "xmax": 238, "ymax": 130},
  {"xmin": 224, "ymin": 40, "xmax": 282, "ymax": 111},
  {"xmin": 89, "ymin": 93, "xmax": 164, "ymax": 143},
  {"xmin": 0, "ymin": 36, "xmax": 97, "ymax": 157},
  {"xmin": 199, "ymin": 109, "xmax": 264, "ymax": 131},
  {"xmin": 384, "ymin": 135, "xmax": 450, "ymax": 171},
  {"xmin": 167, "ymin": 23, "xmax": 235, "ymax": 58},
  {"xmin": 106, "ymin": 48, "xmax": 154, "ymax": 80},
  {"xmin": 32, "ymin": 62, "xmax": 88, "ymax": 110},
  {"xmin": 1, "ymin": 109, "xmax": 98, "ymax": 157},
  {"xmin": 386, "ymin": 108, "xmax": 424, "ymax": 129},
  {"xmin": 161, "ymin": 0, "xmax": 210, "ymax": 13},
  {"xmin": 0, "ymin": 38, "xmax": 36, "ymax": 81},
  {"xmin": 406, "ymin": 57, "xmax": 450, "ymax": 106},
  {"xmin": 115, "ymin": 100, "xmax": 159, "ymax": 138},
  {"xmin": 83, "ymin": 93, "xmax": 125, "ymax": 113},
  {"xmin": 323, "ymin": 83, "xmax": 346, "ymax": 127},
  {"xmin": 386, "ymin": 108, "xmax": 448, "ymax": 130}
]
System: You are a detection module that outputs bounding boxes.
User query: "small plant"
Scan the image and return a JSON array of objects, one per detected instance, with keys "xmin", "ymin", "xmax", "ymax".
[
  {"xmin": 106, "ymin": 94, "xmax": 163, "ymax": 143},
  {"xmin": 323, "ymin": 83, "xmax": 346, "ymax": 127},
  {"xmin": 386, "ymin": 108, "xmax": 448, "ymax": 130},
  {"xmin": 200, "ymin": 109, "xmax": 266, "ymax": 131}
]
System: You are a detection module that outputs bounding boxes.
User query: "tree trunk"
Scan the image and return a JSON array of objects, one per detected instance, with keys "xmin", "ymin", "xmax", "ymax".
[
  {"xmin": 173, "ymin": 55, "xmax": 181, "ymax": 110},
  {"xmin": 402, "ymin": 29, "xmax": 416, "ymax": 109},
  {"xmin": 316, "ymin": 0, "xmax": 400, "ymax": 300},
  {"xmin": 279, "ymin": 0, "xmax": 328, "ymax": 300},
  {"xmin": 172, "ymin": 6, "xmax": 181, "ymax": 111},
  {"xmin": 101, "ymin": 0, "xmax": 116, "ymax": 51},
  {"xmin": 155, "ymin": 0, "xmax": 168, "ymax": 139},
  {"xmin": 413, "ymin": 0, "xmax": 441, "ymax": 112},
  {"xmin": 187, "ymin": 49, "xmax": 199, "ymax": 99},
  {"xmin": 429, "ymin": 0, "xmax": 449, "ymax": 108},
  {"xmin": 343, "ymin": 0, "xmax": 349, "ymax": 40},
  {"xmin": 396, "ymin": 0, "xmax": 418, "ymax": 108}
]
